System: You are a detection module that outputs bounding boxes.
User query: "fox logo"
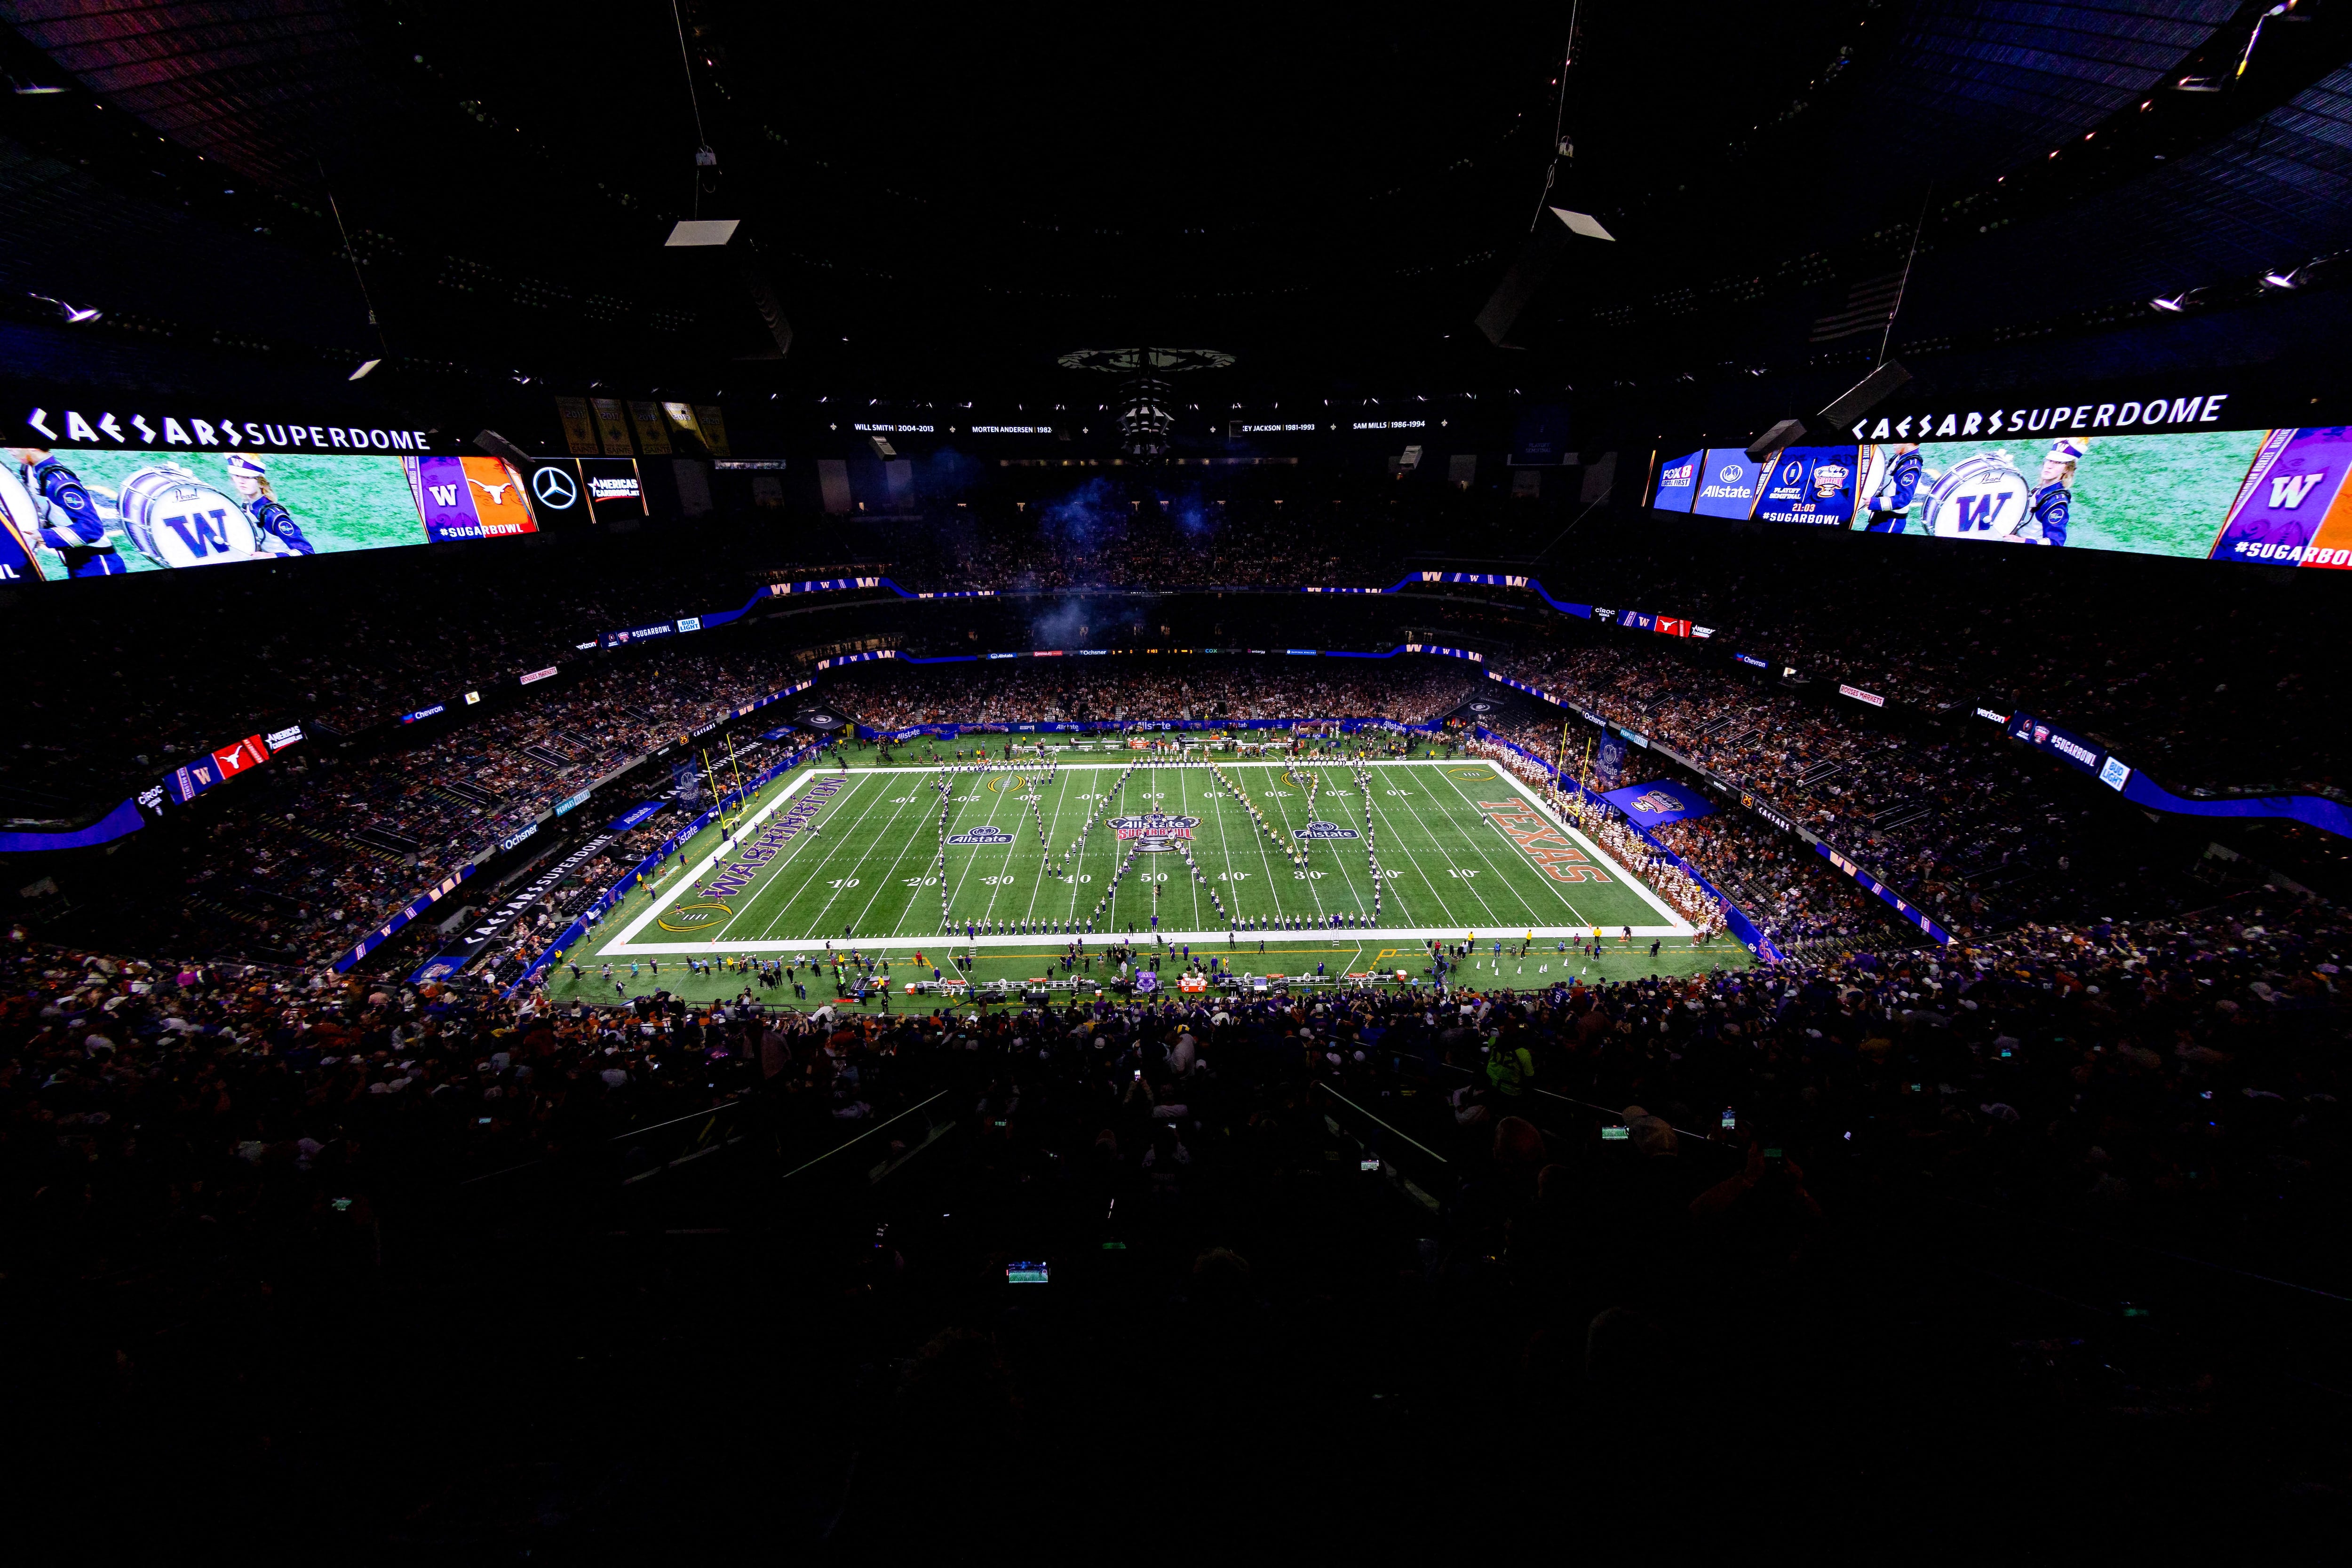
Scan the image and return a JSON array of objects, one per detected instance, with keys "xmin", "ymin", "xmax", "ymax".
[{"xmin": 2268, "ymin": 471, "xmax": 2327, "ymax": 510}]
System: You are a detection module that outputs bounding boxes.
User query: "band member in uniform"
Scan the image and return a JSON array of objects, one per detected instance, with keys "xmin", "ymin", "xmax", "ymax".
[
  {"xmin": 7, "ymin": 447, "xmax": 126, "ymax": 575},
  {"xmin": 2023, "ymin": 438, "xmax": 2082, "ymax": 546},
  {"xmin": 1859, "ymin": 442, "xmax": 1923, "ymax": 534},
  {"xmin": 225, "ymin": 454, "xmax": 316, "ymax": 555}
]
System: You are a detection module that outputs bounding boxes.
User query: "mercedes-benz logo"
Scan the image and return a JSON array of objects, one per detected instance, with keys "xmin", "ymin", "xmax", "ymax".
[{"xmin": 531, "ymin": 466, "xmax": 580, "ymax": 508}]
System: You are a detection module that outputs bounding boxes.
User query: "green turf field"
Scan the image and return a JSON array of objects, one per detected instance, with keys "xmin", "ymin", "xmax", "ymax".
[{"xmin": 538, "ymin": 751, "xmax": 1744, "ymax": 1006}]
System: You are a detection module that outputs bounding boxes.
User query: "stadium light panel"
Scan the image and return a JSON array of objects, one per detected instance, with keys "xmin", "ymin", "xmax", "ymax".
[{"xmin": 666, "ymin": 219, "xmax": 741, "ymax": 246}]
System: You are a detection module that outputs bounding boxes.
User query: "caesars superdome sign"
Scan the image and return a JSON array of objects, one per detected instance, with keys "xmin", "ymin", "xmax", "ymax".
[{"xmin": 11, "ymin": 399, "xmax": 453, "ymax": 456}]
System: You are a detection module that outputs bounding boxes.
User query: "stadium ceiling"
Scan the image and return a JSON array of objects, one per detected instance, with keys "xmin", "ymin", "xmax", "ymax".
[{"xmin": 0, "ymin": 0, "xmax": 2347, "ymax": 400}]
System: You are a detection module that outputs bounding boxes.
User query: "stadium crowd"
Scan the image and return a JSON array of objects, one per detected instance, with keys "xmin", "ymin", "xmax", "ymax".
[
  {"xmin": 128, "ymin": 634, "xmax": 2188, "ymax": 980},
  {"xmin": 159, "ymin": 653, "xmax": 811, "ymax": 968},
  {"xmin": 1497, "ymin": 639, "xmax": 2133, "ymax": 934},
  {"xmin": 835, "ymin": 659, "xmax": 1478, "ymax": 731},
  {"xmin": 4, "ymin": 492, "xmax": 2331, "ymax": 861},
  {"xmin": 10, "ymin": 880, "xmax": 2345, "ymax": 1492}
]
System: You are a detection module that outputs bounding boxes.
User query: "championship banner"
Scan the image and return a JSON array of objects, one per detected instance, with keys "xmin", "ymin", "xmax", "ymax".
[
  {"xmin": 693, "ymin": 404, "xmax": 731, "ymax": 457},
  {"xmin": 656, "ymin": 401, "xmax": 707, "ymax": 455},
  {"xmin": 553, "ymin": 396, "xmax": 600, "ymax": 456},
  {"xmin": 1600, "ymin": 779, "xmax": 1715, "ymax": 827},
  {"xmin": 588, "ymin": 398, "xmax": 634, "ymax": 455},
  {"xmin": 627, "ymin": 401, "xmax": 672, "ymax": 456}
]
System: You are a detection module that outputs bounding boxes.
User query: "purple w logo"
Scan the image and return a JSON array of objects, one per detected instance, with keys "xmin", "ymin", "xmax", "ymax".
[
  {"xmin": 160, "ymin": 507, "xmax": 235, "ymax": 556},
  {"xmin": 1954, "ymin": 493, "xmax": 2011, "ymax": 533}
]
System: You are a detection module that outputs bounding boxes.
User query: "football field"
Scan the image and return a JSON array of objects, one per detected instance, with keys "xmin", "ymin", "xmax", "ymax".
[{"xmin": 550, "ymin": 757, "xmax": 1708, "ymax": 994}]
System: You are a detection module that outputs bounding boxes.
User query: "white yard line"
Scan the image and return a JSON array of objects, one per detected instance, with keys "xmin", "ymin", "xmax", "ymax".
[
  {"xmin": 1378, "ymin": 763, "xmax": 1519, "ymax": 930},
  {"xmin": 1423, "ymin": 763, "xmax": 1596, "ymax": 931},
  {"xmin": 777, "ymin": 773, "xmax": 936, "ymax": 942}
]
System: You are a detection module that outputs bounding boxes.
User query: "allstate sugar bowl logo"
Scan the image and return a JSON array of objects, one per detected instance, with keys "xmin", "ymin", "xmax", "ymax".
[
  {"xmin": 1808, "ymin": 459, "xmax": 1851, "ymax": 499},
  {"xmin": 947, "ymin": 825, "xmax": 1015, "ymax": 846},
  {"xmin": 1293, "ymin": 820, "xmax": 1360, "ymax": 840},
  {"xmin": 1110, "ymin": 812, "xmax": 1198, "ymax": 852}
]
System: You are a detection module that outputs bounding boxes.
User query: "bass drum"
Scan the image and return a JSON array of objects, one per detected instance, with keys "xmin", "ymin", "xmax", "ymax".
[
  {"xmin": 0, "ymin": 463, "xmax": 48, "ymax": 580},
  {"xmin": 114, "ymin": 466, "xmax": 263, "ymax": 568},
  {"xmin": 1921, "ymin": 454, "xmax": 2033, "ymax": 540}
]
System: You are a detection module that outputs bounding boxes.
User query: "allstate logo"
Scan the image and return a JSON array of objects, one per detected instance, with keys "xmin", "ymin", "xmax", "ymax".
[
  {"xmin": 1719, "ymin": 464, "xmax": 1743, "ymax": 483},
  {"xmin": 658, "ymin": 900, "xmax": 731, "ymax": 932},
  {"xmin": 947, "ymin": 825, "xmax": 1015, "ymax": 845},
  {"xmin": 1631, "ymin": 789, "xmax": 1681, "ymax": 816},
  {"xmin": 1293, "ymin": 821, "xmax": 1360, "ymax": 840}
]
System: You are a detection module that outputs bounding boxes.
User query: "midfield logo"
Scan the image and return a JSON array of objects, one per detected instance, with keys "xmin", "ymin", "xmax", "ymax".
[
  {"xmin": 947, "ymin": 825, "xmax": 1015, "ymax": 845},
  {"xmin": 1110, "ymin": 812, "xmax": 1199, "ymax": 852},
  {"xmin": 1293, "ymin": 821, "xmax": 1360, "ymax": 840}
]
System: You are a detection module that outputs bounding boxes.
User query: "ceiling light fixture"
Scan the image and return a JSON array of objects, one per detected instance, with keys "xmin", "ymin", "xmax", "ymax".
[{"xmin": 28, "ymin": 293, "xmax": 100, "ymax": 324}]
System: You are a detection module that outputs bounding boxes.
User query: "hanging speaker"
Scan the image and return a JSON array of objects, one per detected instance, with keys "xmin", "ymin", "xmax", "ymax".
[{"xmin": 1475, "ymin": 207, "xmax": 1618, "ymax": 349}]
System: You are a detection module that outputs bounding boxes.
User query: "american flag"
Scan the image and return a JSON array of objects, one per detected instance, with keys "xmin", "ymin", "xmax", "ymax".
[{"xmin": 1810, "ymin": 272, "xmax": 1907, "ymax": 343}]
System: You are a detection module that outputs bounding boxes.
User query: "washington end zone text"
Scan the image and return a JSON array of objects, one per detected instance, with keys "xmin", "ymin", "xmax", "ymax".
[{"xmin": 697, "ymin": 776, "xmax": 844, "ymax": 900}]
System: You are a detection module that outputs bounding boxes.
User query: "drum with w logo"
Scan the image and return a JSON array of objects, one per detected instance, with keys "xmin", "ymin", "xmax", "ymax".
[
  {"xmin": 115, "ymin": 467, "xmax": 263, "ymax": 568},
  {"xmin": 1921, "ymin": 455, "xmax": 2031, "ymax": 541}
]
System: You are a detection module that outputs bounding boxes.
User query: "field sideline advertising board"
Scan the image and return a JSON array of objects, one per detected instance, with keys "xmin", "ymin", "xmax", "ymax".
[{"xmin": 1644, "ymin": 383, "xmax": 2352, "ymax": 569}]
